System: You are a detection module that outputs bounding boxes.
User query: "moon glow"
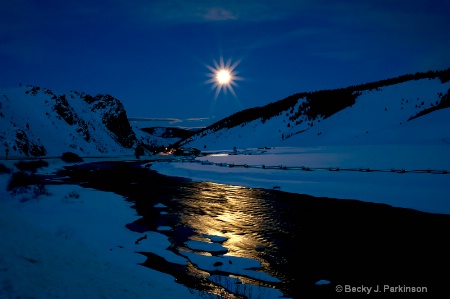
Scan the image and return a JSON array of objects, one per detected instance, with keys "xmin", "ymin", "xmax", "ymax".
[{"xmin": 206, "ymin": 57, "xmax": 242, "ymax": 98}]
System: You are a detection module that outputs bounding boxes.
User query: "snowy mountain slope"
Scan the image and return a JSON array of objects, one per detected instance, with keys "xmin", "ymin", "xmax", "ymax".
[
  {"xmin": 178, "ymin": 70, "xmax": 450, "ymax": 150},
  {"xmin": 2, "ymin": 69, "xmax": 449, "ymax": 158},
  {"xmin": 0, "ymin": 85, "xmax": 147, "ymax": 158}
]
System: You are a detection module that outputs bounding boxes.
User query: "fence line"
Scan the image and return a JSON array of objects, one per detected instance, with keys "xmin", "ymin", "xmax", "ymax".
[
  {"xmin": 4, "ymin": 155, "xmax": 447, "ymax": 175},
  {"xmin": 152, "ymin": 158, "xmax": 448, "ymax": 175}
]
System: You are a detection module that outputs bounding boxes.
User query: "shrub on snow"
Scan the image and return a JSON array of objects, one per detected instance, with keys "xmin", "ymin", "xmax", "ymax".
[
  {"xmin": 0, "ymin": 163, "xmax": 11, "ymax": 174},
  {"xmin": 61, "ymin": 152, "xmax": 83, "ymax": 163},
  {"xmin": 14, "ymin": 159, "xmax": 49, "ymax": 173}
]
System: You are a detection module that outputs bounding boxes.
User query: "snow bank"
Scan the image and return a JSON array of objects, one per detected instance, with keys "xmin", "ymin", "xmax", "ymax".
[
  {"xmin": 150, "ymin": 145, "xmax": 450, "ymax": 215},
  {"xmin": 0, "ymin": 163, "xmax": 199, "ymax": 299}
]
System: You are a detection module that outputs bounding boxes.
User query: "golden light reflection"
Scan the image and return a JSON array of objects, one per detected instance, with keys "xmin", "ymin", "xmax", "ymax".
[{"xmin": 179, "ymin": 182, "xmax": 275, "ymax": 268}]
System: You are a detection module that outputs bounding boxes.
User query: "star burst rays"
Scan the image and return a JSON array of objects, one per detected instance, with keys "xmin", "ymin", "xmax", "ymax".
[{"xmin": 206, "ymin": 57, "xmax": 243, "ymax": 99}]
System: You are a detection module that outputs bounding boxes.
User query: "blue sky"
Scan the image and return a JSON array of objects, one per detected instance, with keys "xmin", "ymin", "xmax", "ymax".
[{"xmin": 1, "ymin": 0, "xmax": 450, "ymax": 127}]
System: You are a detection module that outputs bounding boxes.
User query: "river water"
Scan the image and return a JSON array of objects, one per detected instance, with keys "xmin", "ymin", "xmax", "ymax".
[{"xmin": 56, "ymin": 161, "xmax": 450, "ymax": 298}]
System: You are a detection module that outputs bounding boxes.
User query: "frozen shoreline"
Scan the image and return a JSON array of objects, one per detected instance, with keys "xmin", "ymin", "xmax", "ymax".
[
  {"xmin": 0, "ymin": 160, "xmax": 201, "ymax": 299},
  {"xmin": 0, "ymin": 157, "xmax": 289, "ymax": 299},
  {"xmin": 150, "ymin": 145, "xmax": 450, "ymax": 215},
  {"xmin": 1, "ymin": 143, "xmax": 449, "ymax": 298}
]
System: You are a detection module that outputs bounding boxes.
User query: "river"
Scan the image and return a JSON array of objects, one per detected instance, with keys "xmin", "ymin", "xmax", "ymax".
[{"xmin": 55, "ymin": 160, "xmax": 450, "ymax": 298}]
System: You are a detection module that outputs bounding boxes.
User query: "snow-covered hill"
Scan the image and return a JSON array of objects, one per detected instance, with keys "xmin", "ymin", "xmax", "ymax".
[
  {"xmin": 178, "ymin": 70, "xmax": 450, "ymax": 150},
  {"xmin": 0, "ymin": 85, "xmax": 149, "ymax": 158},
  {"xmin": 2, "ymin": 69, "xmax": 449, "ymax": 158}
]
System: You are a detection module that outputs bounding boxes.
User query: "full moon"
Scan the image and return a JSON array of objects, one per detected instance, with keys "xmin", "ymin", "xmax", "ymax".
[
  {"xmin": 206, "ymin": 57, "xmax": 242, "ymax": 98},
  {"xmin": 216, "ymin": 69, "xmax": 231, "ymax": 84}
]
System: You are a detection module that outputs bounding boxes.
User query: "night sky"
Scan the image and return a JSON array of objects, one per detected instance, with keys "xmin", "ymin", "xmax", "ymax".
[{"xmin": 2, "ymin": 0, "xmax": 450, "ymax": 128}]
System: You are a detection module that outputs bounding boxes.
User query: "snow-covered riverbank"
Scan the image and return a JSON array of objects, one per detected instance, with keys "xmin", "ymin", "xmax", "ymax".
[
  {"xmin": 0, "ymin": 159, "xmax": 201, "ymax": 299},
  {"xmin": 0, "ymin": 157, "xmax": 290, "ymax": 299},
  {"xmin": 1, "ymin": 142, "xmax": 449, "ymax": 298},
  {"xmin": 151, "ymin": 145, "xmax": 450, "ymax": 215}
]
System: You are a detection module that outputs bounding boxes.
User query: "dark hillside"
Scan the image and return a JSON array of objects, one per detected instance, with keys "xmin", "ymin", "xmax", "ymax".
[{"xmin": 174, "ymin": 68, "xmax": 450, "ymax": 147}]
